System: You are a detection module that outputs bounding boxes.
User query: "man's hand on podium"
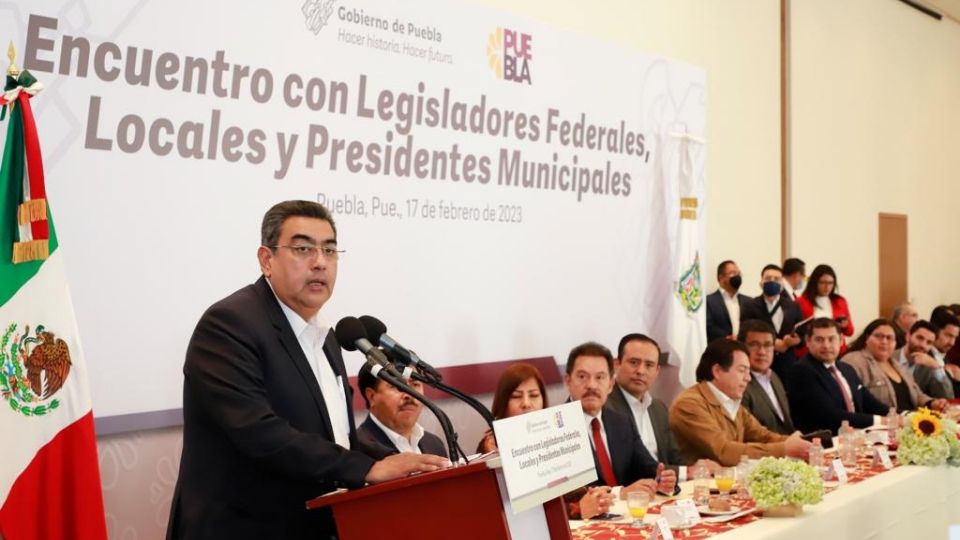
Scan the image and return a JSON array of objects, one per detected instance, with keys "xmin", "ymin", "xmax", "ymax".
[{"xmin": 365, "ymin": 453, "xmax": 451, "ymax": 484}]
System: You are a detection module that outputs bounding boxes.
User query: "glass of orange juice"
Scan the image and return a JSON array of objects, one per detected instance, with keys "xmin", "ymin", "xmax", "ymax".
[
  {"xmin": 627, "ymin": 491, "xmax": 651, "ymax": 528},
  {"xmin": 715, "ymin": 467, "xmax": 735, "ymax": 494}
]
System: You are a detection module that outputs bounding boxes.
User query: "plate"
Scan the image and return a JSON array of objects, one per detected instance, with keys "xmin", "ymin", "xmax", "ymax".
[{"xmin": 697, "ymin": 505, "xmax": 741, "ymax": 516}]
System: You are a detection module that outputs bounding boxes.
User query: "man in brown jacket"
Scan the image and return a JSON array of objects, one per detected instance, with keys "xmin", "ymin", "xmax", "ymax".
[{"xmin": 668, "ymin": 339, "xmax": 811, "ymax": 466}]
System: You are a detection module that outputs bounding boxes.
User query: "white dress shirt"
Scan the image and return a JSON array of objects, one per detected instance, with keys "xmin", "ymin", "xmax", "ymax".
[
  {"xmin": 813, "ymin": 296, "xmax": 834, "ymax": 319},
  {"xmin": 706, "ymin": 381, "xmax": 740, "ymax": 420},
  {"xmin": 370, "ymin": 414, "xmax": 425, "ymax": 454},
  {"xmin": 765, "ymin": 296, "xmax": 784, "ymax": 333},
  {"xmin": 584, "ymin": 412, "xmax": 612, "ymax": 458},
  {"xmin": 721, "ymin": 289, "xmax": 741, "ymax": 337},
  {"xmin": 269, "ymin": 280, "xmax": 351, "ymax": 449},
  {"xmin": 750, "ymin": 370, "xmax": 785, "ymax": 421},
  {"xmin": 619, "ymin": 386, "xmax": 659, "ymax": 460}
]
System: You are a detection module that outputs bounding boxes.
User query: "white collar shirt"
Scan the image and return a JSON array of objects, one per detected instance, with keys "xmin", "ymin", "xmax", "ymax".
[
  {"xmin": 584, "ymin": 411, "xmax": 611, "ymax": 458},
  {"xmin": 721, "ymin": 289, "xmax": 741, "ymax": 337},
  {"xmin": 750, "ymin": 370, "xmax": 785, "ymax": 421},
  {"xmin": 370, "ymin": 414, "xmax": 424, "ymax": 454},
  {"xmin": 706, "ymin": 381, "xmax": 741, "ymax": 420},
  {"xmin": 619, "ymin": 386, "xmax": 659, "ymax": 460},
  {"xmin": 269, "ymin": 279, "xmax": 351, "ymax": 449},
  {"xmin": 764, "ymin": 296, "xmax": 784, "ymax": 333}
]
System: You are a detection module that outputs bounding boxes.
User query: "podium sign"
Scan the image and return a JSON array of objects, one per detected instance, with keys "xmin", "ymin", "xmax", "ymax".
[{"xmin": 493, "ymin": 401, "xmax": 597, "ymax": 513}]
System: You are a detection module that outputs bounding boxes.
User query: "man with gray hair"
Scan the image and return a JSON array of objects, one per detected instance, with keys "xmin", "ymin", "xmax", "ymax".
[
  {"xmin": 890, "ymin": 302, "xmax": 919, "ymax": 344},
  {"xmin": 168, "ymin": 200, "xmax": 447, "ymax": 540}
]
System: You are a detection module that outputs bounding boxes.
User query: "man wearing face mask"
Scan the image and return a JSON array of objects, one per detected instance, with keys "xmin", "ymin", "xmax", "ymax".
[
  {"xmin": 706, "ymin": 260, "xmax": 750, "ymax": 342},
  {"xmin": 740, "ymin": 264, "xmax": 804, "ymax": 378}
]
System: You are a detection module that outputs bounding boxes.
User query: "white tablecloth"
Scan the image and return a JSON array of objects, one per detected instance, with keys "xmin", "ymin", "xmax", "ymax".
[{"xmin": 571, "ymin": 465, "xmax": 960, "ymax": 539}]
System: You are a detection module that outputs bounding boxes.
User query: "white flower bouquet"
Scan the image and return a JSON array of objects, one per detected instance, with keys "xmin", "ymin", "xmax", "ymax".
[{"xmin": 746, "ymin": 457, "xmax": 824, "ymax": 510}]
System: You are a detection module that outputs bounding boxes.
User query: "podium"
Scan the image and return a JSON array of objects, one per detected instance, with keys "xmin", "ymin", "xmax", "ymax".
[{"xmin": 306, "ymin": 455, "xmax": 573, "ymax": 540}]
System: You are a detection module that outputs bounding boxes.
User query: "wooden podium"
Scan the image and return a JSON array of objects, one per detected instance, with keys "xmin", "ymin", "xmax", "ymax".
[{"xmin": 306, "ymin": 456, "xmax": 573, "ymax": 540}]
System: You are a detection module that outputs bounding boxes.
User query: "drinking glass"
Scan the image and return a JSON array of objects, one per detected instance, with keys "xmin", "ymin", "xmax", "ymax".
[
  {"xmin": 627, "ymin": 491, "xmax": 651, "ymax": 528},
  {"xmin": 714, "ymin": 467, "xmax": 735, "ymax": 494}
]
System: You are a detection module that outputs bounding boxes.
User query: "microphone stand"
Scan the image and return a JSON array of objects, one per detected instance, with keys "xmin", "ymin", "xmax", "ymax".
[
  {"xmin": 369, "ymin": 363, "xmax": 462, "ymax": 463},
  {"xmin": 409, "ymin": 371, "xmax": 495, "ymax": 429}
]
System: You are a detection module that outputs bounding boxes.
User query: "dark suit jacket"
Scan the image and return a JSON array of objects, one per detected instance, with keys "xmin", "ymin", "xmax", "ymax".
[
  {"xmin": 911, "ymin": 364, "xmax": 956, "ymax": 399},
  {"xmin": 167, "ymin": 277, "xmax": 388, "ymax": 540},
  {"xmin": 786, "ymin": 355, "xmax": 890, "ymax": 435},
  {"xmin": 357, "ymin": 415, "xmax": 448, "ymax": 458},
  {"xmin": 740, "ymin": 295, "xmax": 804, "ymax": 379},
  {"xmin": 605, "ymin": 385, "xmax": 682, "ymax": 468},
  {"xmin": 706, "ymin": 290, "xmax": 749, "ymax": 342},
  {"xmin": 562, "ymin": 405, "xmax": 661, "ymax": 518},
  {"xmin": 740, "ymin": 295, "xmax": 803, "ymax": 338},
  {"xmin": 741, "ymin": 373, "xmax": 795, "ymax": 435}
]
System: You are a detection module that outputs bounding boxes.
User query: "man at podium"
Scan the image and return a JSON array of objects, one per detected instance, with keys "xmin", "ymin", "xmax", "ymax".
[{"xmin": 167, "ymin": 200, "xmax": 447, "ymax": 540}]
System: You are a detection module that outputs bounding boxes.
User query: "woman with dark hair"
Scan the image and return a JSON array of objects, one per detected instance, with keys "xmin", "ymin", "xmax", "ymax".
[
  {"xmin": 477, "ymin": 363, "xmax": 548, "ymax": 453},
  {"xmin": 842, "ymin": 319, "xmax": 947, "ymax": 412},
  {"xmin": 796, "ymin": 264, "xmax": 854, "ymax": 355}
]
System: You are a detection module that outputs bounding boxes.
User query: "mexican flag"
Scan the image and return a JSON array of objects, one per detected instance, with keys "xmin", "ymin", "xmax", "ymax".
[{"xmin": 0, "ymin": 66, "xmax": 107, "ymax": 538}]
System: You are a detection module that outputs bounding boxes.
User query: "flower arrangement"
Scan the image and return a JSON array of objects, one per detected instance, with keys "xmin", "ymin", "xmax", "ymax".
[
  {"xmin": 746, "ymin": 457, "xmax": 824, "ymax": 509},
  {"xmin": 897, "ymin": 408, "xmax": 960, "ymax": 467}
]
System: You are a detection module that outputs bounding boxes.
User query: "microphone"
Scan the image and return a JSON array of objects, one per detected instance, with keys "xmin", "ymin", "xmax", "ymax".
[
  {"xmin": 359, "ymin": 315, "xmax": 494, "ymax": 428},
  {"xmin": 334, "ymin": 316, "xmax": 402, "ymax": 379},
  {"xmin": 359, "ymin": 315, "xmax": 443, "ymax": 381}
]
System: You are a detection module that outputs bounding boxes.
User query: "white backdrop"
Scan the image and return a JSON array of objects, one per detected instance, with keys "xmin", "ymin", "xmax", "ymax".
[{"xmin": 0, "ymin": 0, "xmax": 706, "ymax": 418}]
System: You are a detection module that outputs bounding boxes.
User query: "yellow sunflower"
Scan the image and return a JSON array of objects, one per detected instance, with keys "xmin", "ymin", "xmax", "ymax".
[{"xmin": 911, "ymin": 408, "xmax": 943, "ymax": 437}]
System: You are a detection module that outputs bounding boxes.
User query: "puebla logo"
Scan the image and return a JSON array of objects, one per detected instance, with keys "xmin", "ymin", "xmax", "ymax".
[
  {"xmin": 1, "ymin": 323, "xmax": 71, "ymax": 417},
  {"xmin": 677, "ymin": 253, "xmax": 704, "ymax": 314}
]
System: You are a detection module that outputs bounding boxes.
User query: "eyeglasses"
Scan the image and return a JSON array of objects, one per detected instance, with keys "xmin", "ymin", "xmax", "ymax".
[
  {"xmin": 272, "ymin": 244, "xmax": 345, "ymax": 261},
  {"xmin": 870, "ymin": 333, "xmax": 897, "ymax": 342}
]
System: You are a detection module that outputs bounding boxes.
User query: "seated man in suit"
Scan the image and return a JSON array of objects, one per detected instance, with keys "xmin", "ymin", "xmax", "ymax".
[
  {"xmin": 787, "ymin": 318, "xmax": 889, "ymax": 434},
  {"xmin": 356, "ymin": 364, "xmax": 447, "ymax": 458},
  {"xmin": 669, "ymin": 339, "xmax": 810, "ymax": 466},
  {"xmin": 608, "ymin": 333, "xmax": 719, "ymax": 479},
  {"xmin": 562, "ymin": 342, "xmax": 676, "ymax": 519},
  {"xmin": 740, "ymin": 264, "xmax": 803, "ymax": 378},
  {"xmin": 894, "ymin": 320, "xmax": 954, "ymax": 399},
  {"xmin": 706, "ymin": 260, "xmax": 749, "ymax": 342},
  {"xmin": 739, "ymin": 320, "xmax": 795, "ymax": 435}
]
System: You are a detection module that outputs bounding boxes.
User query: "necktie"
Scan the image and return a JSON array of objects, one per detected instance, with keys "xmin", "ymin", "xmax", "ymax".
[
  {"xmin": 828, "ymin": 365, "xmax": 854, "ymax": 413},
  {"xmin": 590, "ymin": 418, "xmax": 618, "ymax": 487}
]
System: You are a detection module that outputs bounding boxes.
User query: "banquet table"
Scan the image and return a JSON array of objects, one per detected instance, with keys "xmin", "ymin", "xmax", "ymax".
[{"xmin": 570, "ymin": 461, "xmax": 960, "ymax": 540}]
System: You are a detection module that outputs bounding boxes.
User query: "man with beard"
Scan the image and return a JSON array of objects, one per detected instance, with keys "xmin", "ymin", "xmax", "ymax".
[
  {"xmin": 356, "ymin": 363, "xmax": 447, "ymax": 457},
  {"xmin": 706, "ymin": 260, "xmax": 749, "ymax": 342},
  {"xmin": 899, "ymin": 319, "xmax": 956, "ymax": 399}
]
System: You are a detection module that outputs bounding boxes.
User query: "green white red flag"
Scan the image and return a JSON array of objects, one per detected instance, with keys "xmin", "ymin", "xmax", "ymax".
[{"xmin": 0, "ymin": 63, "xmax": 107, "ymax": 539}]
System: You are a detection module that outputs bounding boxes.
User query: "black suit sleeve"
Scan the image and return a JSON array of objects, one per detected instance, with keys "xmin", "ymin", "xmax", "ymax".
[
  {"xmin": 185, "ymin": 303, "xmax": 376, "ymax": 488},
  {"xmin": 627, "ymin": 428, "xmax": 659, "ymax": 483}
]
